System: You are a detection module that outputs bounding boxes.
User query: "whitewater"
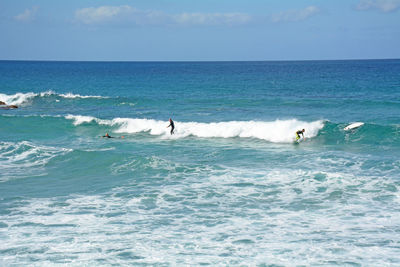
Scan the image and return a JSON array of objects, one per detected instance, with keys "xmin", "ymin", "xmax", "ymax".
[
  {"xmin": 65, "ymin": 114, "xmax": 324, "ymax": 142},
  {"xmin": 1, "ymin": 60, "xmax": 400, "ymax": 266}
]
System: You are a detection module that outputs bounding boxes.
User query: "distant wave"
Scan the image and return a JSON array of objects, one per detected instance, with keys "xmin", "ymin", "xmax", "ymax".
[
  {"xmin": 0, "ymin": 92, "xmax": 37, "ymax": 105},
  {"xmin": 58, "ymin": 92, "xmax": 107, "ymax": 99},
  {"xmin": 65, "ymin": 114, "xmax": 110, "ymax": 126},
  {"xmin": 65, "ymin": 115, "xmax": 325, "ymax": 143},
  {"xmin": 0, "ymin": 91, "xmax": 108, "ymax": 105},
  {"xmin": 39, "ymin": 90, "xmax": 108, "ymax": 99}
]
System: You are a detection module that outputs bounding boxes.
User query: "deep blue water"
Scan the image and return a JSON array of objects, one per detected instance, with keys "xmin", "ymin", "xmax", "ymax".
[{"xmin": 1, "ymin": 60, "xmax": 400, "ymax": 266}]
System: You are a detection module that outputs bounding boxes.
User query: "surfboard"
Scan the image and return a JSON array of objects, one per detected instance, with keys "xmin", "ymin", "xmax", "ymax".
[{"xmin": 344, "ymin": 122, "xmax": 364, "ymax": 131}]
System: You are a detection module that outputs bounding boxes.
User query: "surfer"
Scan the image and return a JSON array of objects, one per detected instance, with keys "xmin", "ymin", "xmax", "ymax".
[
  {"xmin": 101, "ymin": 133, "xmax": 124, "ymax": 139},
  {"xmin": 296, "ymin": 129, "xmax": 305, "ymax": 140},
  {"xmin": 102, "ymin": 133, "xmax": 114, "ymax": 138},
  {"xmin": 167, "ymin": 118, "xmax": 175, "ymax": 135}
]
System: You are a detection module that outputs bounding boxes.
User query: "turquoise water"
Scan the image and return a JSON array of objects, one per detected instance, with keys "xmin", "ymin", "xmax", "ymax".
[{"xmin": 1, "ymin": 60, "xmax": 400, "ymax": 266}]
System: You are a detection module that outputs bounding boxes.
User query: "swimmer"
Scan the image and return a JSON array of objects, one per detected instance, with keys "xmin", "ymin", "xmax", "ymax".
[
  {"xmin": 101, "ymin": 133, "xmax": 124, "ymax": 139},
  {"xmin": 102, "ymin": 133, "xmax": 114, "ymax": 138}
]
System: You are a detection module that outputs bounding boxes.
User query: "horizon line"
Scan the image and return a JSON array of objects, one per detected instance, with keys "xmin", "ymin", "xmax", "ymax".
[{"xmin": 0, "ymin": 57, "xmax": 399, "ymax": 63}]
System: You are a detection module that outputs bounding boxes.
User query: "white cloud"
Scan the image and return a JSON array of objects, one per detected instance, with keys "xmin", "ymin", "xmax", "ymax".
[
  {"xmin": 173, "ymin": 12, "xmax": 251, "ymax": 26},
  {"xmin": 74, "ymin": 5, "xmax": 251, "ymax": 26},
  {"xmin": 14, "ymin": 6, "xmax": 38, "ymax": 22},
  {"xmin": 356, "ymin": 0, "xmax": 400, "ymax": 12},
  {"xmin": 75, "ymin": 5, "xmax": 135, "ymax": 24},
  {"xmin": 271, "ymin": 6, "xmax": 320, "ymax": 23}
]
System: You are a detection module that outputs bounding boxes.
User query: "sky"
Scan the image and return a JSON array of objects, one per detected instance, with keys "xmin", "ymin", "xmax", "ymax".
[{"xmin": 0, "ymin": 0, "xmax": 399, "ymax": 61}]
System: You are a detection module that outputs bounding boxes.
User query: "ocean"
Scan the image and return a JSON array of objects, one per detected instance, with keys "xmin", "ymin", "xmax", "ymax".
[{"xmin": 0, "ymin": 60, "xmax": 399, "ymax": 266}]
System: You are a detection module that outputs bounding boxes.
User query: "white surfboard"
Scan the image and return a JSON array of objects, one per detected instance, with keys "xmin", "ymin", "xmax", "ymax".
[
  {"xmin": 294, "ymin": 137, "xmax": 305, "ymax": 144},
  {"xmin": 344, "ymin": 122, "xmax": 364, "ymax": 131}
]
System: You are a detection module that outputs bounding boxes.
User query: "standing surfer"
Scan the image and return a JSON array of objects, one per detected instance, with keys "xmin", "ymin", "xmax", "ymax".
[
  {"xmin": 296, "ymin": 129, "xmax": 305, "ymax": 141},
  {"xmin": 167, "ymin": 118, "xmax": 175, "ymax": 135}
]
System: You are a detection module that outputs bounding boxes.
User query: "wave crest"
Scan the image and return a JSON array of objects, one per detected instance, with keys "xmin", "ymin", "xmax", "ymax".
[
  {"xmin": 115, "ymin": 118, "xmax": 324, "ymax": 142},
  {"xmin": 0, "ymin": 91, "xmax": 108, "ymax": 105},
  {"xmin": 65, "ymin": 115, "xmax": 110, "ymax": 126},
  {"xmin": 0, "ymin": 92, "xmax": 36, "ymax": 105},
  {"xmin": 66, "ymin": 115, "xmax": 325, "ymax": 143}
]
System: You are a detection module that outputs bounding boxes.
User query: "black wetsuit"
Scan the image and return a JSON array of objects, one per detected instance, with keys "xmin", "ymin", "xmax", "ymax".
[
  {"xmin": 296, "ymin": 130, "xmax": 304, "ymax": 139},
  {"xmin": 168, "ymin": 120, "xmax": 175, "ymax": 135}
]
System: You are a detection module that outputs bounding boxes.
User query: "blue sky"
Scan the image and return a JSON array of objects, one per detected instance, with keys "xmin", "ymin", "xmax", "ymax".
[{"xmin": 1, "ymin": 0, "xmax": 399, "ymax": 61}]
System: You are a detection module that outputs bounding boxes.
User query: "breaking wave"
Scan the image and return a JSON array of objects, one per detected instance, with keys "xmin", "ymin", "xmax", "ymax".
[
  {"xmin": 65, "ymin": 115, "xmax": 325, "ymax": 143},
  {"xmin": 0, "ymin": 91, "xmax": 108, "ymax": 105}
]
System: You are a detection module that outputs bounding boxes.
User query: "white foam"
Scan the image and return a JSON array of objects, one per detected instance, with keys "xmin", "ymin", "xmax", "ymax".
[
  {"xmin": 0, "ymin": 92, "xmax": 36, "ymax": 105},
  {"xmin": 110, "ymin": 118, "xmax": 324, "ymax": 143},
  {"xmin": 65, "ymin": 115, "xmax": 324, "ymax": 142},
  {"xmin": 120, "ymin": 102, "xmax": 136, "ymax": 106},
  {"xmin": 0, "ymin": 91, "xmax": 108, "ymax": 106},
  {"xmin": 0, "ymin": 141, "xmax": 72, "ymax": 182},
  {"xmin": 1, "ymin": 161, "xmax": 398, "ymax": 265},
  {"xmin": 40, "ymin": 90, "xmax": 107, "ymax": 99},
  {"xmin": 39, "ymin": 90, "xmax": 56, "ymax": 97},
  {"xmin": 65, "ymin": 114, "xmax": 110, "ymax": 126},
  {"xmin": 59, "ymin": 92, "xmax": 107, "ymax": 99}
]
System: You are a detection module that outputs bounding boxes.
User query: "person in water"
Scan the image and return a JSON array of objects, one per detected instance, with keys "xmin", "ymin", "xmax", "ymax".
[
  {"xmin": 101, "ymin": 133, "xmax": 124, "ymax": 139},
  {"xmin": 296, "ymin": 129, "xmax": 305, "ymax": 140},
  {"xmin": 167, "ymin": 118, "xmax": 175, "ymax": 135},
  {"xmin": 102, "ymin": 133, "xmax": 113, "ymax": 138}
]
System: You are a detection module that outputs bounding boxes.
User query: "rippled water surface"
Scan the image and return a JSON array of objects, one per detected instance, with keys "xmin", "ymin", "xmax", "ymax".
[{"xmin": 1, "ymin": 60, "xmax": 400, "ymax": 266}]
